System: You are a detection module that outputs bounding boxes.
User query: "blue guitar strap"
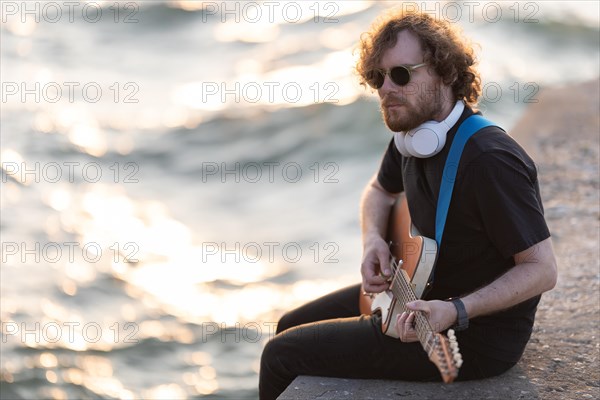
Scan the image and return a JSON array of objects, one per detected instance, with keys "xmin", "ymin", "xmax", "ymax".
[
  {"xmin": 435, "ymin": 115, "xmax": 497, "ymax": 247},
  {"xmin": 413, "ymin": 115, "xmax": 498, "ymax": 296}
]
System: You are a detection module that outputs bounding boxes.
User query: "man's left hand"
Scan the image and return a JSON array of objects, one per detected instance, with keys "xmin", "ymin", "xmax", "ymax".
[{"xmin": 396, "ymin": 300, "xmax": 458, "ymax": 342}]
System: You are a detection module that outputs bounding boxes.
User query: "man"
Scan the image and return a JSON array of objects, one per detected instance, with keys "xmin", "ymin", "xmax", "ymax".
[{"xmin": 259, "ymin": 11, "xmax": 557, "ymax": 400}]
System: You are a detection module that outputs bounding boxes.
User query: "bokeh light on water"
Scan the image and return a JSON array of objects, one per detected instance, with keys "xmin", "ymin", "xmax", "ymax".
[{"xmin": 1, "ymin": 1, "xmax": 598, "ymax": 398}]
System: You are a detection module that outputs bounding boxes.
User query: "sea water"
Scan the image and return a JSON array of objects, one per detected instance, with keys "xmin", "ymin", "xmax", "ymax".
[{"xmin": 1, "ymin": 1, "xmax": 598, "ymax": 398}]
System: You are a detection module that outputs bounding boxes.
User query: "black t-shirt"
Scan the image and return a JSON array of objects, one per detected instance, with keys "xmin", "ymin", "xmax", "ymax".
[{"xmin": 377, "ymin": 106, "xmax": 551, "ymax": 362}]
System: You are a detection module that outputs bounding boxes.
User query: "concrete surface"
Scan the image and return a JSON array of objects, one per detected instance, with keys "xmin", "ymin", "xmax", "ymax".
[{"xmin": 277, "ymin": 365, "xmax": 539, "ymax": 399}]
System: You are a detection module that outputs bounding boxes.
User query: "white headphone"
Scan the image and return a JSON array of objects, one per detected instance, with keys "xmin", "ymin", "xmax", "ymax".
[{"xmin": 394, "ymin": 100, "xmax": 465, "ymax": 158}]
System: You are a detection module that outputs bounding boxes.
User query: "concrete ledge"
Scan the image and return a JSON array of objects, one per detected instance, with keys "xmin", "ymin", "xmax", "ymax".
[{"xmin": 277, "ymin": 365, "xmax": 540, "ymax": 399}]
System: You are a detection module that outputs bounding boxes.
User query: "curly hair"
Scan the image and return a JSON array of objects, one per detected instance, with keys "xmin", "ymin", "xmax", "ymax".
[{"xmin": 356, "ymin": 10, "xmax": 481, "ymax": 106}]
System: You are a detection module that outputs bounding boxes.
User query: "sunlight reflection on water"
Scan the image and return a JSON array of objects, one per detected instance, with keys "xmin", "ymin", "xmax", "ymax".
[{"xmin": 1, "ymin": 1, "xmax": 598, "ymax": 398}]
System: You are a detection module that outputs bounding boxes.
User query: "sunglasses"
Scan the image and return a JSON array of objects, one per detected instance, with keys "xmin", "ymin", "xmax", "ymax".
[{"xmin": 366, "ymin": 63, "xmax": 427, "ymax": 89}]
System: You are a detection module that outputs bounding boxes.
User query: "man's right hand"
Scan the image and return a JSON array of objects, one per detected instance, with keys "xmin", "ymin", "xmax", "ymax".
[{"xmin": 361, "ymin": 236, "xmax": 392, "ymax": 293}]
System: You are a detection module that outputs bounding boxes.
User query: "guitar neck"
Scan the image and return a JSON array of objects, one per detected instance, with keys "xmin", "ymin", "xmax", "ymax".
[
  {"xmin": 381, "ymin": 196, "xmax": 460, "ymax": 383},
  {"xmin": 389, "ymin": 262, "xmax": 436, "ymax": 355}
]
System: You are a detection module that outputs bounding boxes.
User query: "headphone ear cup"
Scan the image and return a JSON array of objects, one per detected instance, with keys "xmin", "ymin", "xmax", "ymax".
[
  {"xmin": 390, "ymin": 101, "xmax": 461, "ymax": 159},
  {"xmin": 405, "ymin": 124, "xmax": 447, "ymax": 158},
  {"xmin": 394, "ymin": 132, "xmax": 411, "ymax": 157}
]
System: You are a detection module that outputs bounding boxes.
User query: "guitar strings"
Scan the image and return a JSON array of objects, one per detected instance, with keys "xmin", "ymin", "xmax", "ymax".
[
  {"xmin": 388, "ymin": 259, "xmax": 456, "ymax": 375},
  {"xmin": 389, "ymin": 259, "xmax": 435, "ymax": 353}
]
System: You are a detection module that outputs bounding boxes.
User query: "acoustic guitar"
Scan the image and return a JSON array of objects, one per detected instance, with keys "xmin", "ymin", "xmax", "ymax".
[{"xmin": 359, "ymin": 194, "xmax": 462, "ymax": 383}]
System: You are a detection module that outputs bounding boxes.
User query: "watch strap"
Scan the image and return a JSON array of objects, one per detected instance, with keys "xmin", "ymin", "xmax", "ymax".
[{"xmin": 449, "ymin": 297, "xmax": 469, "ymax": 331}]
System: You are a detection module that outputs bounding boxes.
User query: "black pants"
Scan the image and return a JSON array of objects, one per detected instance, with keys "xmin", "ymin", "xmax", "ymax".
[{"xmin": 259, "ymin": 284, "xmax": 516, "ymax": 400}]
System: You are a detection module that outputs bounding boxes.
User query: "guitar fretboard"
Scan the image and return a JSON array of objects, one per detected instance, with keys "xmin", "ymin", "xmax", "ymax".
[{"xmin": 389, "ymin": 258, "xmax": 436, "ymax": 356}]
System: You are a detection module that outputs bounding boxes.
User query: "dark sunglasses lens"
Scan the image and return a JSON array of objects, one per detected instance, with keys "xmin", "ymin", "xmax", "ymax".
[
  {"xmin": 366, "ymin": 70, "xmax": 385, "ymax": 89},
  {"xmin": 390, "ymin": 66, "xmax": 410, "ymax": 86}
]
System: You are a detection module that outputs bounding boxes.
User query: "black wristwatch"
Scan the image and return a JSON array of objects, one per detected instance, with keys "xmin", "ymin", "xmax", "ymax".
[{"xmin": 447, "ymin": 297, "xmax": 469, "ymax": 331}]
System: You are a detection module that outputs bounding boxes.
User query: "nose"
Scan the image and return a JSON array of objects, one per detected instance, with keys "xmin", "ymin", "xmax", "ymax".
[{"xmin": 378, "ymin": 73, "xmax": 399, "ymax": 98}]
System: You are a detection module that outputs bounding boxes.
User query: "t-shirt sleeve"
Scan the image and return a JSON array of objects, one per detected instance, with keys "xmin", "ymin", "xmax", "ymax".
[
  {"xmin": 469, "ymin": 150, "xmax": 551, "ymax": 258},
  {"xmin": 377, "ymin": 138, "xmax": 405, "ymax": 193}
]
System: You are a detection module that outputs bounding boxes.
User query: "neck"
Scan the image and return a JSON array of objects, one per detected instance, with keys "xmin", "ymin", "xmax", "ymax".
[
  {"xmin": 433, "ymin": 98, "xmax": 456, "ymax": 122},
  {"xmin": 432, "ymin": 85, "xmax": 457, "ymax": 122}
]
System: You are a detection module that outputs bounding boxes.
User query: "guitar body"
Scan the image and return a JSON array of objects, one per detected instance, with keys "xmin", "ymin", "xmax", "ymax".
[
  {"xmin": 359, "ymin": 194, "xmax": 438, "ymax": 338},
  {"xmin": 388, "ymin": 197, "xmax": 438, "ymax": 299}
]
